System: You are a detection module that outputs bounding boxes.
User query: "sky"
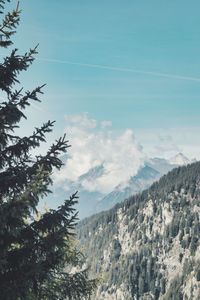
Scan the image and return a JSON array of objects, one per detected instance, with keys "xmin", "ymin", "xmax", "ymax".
[{"xmin": 2, "ymin": 0, "xmax": 200, "ymax": 197}]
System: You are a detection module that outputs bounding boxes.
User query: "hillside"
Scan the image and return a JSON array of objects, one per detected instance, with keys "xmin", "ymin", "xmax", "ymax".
[{"xmin": 76, "ymin": 161, "xmax": 200, "ymax": 299}]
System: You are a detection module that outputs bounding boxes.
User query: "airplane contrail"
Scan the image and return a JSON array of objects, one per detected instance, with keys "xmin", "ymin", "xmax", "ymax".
[{"xmin": 38, "ymin": 57, "xmax": 200, "ymax": 83}]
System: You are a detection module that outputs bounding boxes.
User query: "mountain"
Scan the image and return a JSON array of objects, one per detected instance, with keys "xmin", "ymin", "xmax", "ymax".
[
  {"xmin": 168, "ymin": 152, "xmax": 191, "ymax": 166},
  {"xmin": 76, "ymin": 161, "xmax": 200, "ymax": 299},
  {"xmin": 78, "ymin": 156, "xmax": 185, "ymax": 217},
  {"xmin": 147, "ymin": 157, "xmax": 177, "ymax": 173},
  {"xmin": 54, "ymin": 153, "xmax": 192, "ymax": 219},
  {"xmin": 79, "ymin": 165, "xmax": 105, "ymax": 181},
  {"xmin": 95, "ymin": 165, "xmax": 160, "ymax": 213}
]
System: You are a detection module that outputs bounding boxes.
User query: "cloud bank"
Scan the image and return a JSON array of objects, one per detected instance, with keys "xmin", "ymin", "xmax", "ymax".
[{"xmin": 53, "ymin": 113, "xmax": 145, "ymax": 194}]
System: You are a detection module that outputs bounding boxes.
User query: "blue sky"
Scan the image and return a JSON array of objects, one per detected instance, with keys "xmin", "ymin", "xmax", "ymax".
[{"xmin": 4, "ymin": 0, "xmax": 200, "ymax": 159}]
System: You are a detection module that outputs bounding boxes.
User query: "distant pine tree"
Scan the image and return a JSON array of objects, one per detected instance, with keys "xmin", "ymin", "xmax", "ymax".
[{"xmin": 0, "ymin": 1, "xmax": 97, "ymax": 299}]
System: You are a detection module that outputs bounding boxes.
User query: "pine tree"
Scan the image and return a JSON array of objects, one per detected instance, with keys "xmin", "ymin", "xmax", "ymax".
[{"xmin": 0, "ymin": 1, "xmax": 98, "ymax": 299}]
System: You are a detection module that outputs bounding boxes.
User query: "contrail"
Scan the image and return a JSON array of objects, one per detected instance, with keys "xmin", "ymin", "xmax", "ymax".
[{"xmin": 38, "ymin": 57, "xmax": 200, "ymax": 83}]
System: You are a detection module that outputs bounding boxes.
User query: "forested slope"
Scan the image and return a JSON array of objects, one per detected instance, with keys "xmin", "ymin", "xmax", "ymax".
[{"xmin": 77, "ymin": 161, "xmax": 200, "ymax": 299}]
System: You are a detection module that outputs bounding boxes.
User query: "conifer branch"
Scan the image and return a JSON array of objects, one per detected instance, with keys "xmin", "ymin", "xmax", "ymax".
[
  {"xmin": 0, "ymin": 1, "xmax": 21, "ymax": 47},
  {"xmin": 0, "ymin": 46, "xmax": 39, "ymax": 93}
]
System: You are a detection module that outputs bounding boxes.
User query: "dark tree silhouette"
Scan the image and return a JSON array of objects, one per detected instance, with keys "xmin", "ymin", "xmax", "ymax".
[{"xmin": 0, "ymin": 1, "xmax": 97, "ymax": 299}]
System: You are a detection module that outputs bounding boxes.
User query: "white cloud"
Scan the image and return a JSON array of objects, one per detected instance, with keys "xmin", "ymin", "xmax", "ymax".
[
  {"xmin": 53, "ymin": 113, "xmax": 145, "ymax": 194},
  {"xmin": 101, "ymin": 120, "xmax": 112, "ymax": 129}
]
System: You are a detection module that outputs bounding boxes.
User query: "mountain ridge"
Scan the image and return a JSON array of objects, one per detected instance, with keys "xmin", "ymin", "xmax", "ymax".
[
  {"xmin": 76, "ymin": 161, "xmax": 200, "ymax": 299},
  {"xmin": 55, "ymin": 153, "xmax": 193, "ymax": 219}
]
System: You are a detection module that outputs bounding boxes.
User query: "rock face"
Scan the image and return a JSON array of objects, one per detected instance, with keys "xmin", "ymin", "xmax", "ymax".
[{"xmin": 76, "ymin": 161, "xmax": 200, "ymax": 299}]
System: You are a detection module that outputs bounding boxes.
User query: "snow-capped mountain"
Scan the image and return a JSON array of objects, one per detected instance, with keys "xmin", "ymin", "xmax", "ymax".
[
  {"xmin": 95, "ymin": 165, "xmax": 160, "ymax": 213},
  {"xmin": 53, "ymin": 153, "xmax": 194, "ymax": 219},
  {"xmin": 79, "ymin": 165, "xmax": 104, "ymax": 181},
  {"xmin": 168, "ymin": 152, "xmax": 191, "ymax": 166}
]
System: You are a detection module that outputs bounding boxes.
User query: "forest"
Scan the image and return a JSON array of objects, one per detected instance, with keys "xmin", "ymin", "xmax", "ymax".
[{"xmin": 77, "ymin": 162, "xmax": 200, "ymax": 299}]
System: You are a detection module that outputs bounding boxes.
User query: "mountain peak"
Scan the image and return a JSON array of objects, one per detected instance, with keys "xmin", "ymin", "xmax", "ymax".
[{"xmin": 168, "ymin": 152, "xmax": 190, "ymax": 166}]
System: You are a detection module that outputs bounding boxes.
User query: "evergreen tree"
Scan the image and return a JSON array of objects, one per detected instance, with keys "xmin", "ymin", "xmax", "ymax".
[
  {"xmin": 196, "ymin": 268, "xmax": 200, "ymax": 282},
  {"xmin": 0, "ymin": 1, "xmax": 97, "ymax": 299},
  {"xmin": 160, "ymin": 277, "xmax": 166, "ymax": 295}
]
